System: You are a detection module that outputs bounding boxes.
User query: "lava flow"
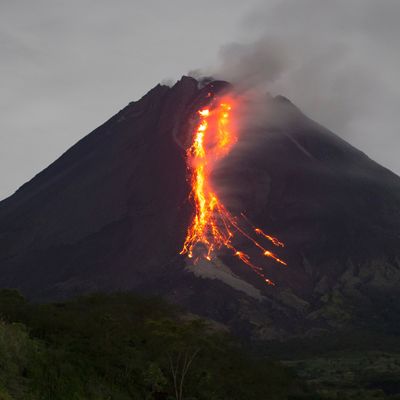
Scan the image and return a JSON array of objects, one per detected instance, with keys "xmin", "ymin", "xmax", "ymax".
[{"xmin": 180, "ymin": 95, "xmax": 286, "ymax": 285}]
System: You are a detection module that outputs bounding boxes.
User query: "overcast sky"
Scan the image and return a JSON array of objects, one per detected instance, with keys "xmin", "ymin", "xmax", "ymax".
[{"xmin": 1, "ymin": 0, "xmax": 400, "ymax": 200}]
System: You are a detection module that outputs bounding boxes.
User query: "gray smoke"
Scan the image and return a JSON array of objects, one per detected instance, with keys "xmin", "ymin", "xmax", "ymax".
[
  {"xmin": 215, "ymin": 39, "xmax": 289, "ymax": 91},
  {"xmin": 209, "ymin": 0, "xmax": 400, "ymax": 176}
]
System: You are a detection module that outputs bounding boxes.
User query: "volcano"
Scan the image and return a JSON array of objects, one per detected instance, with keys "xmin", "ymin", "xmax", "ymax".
[{"xmin": 1, "ymin": 76, "xmax": 400, "ymax": 339}]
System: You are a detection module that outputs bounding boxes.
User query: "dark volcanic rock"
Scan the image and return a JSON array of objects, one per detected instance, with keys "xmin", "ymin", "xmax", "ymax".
[
  {"xmin": 0, "ymin": 77, "xmax": 200, "ymax": 298},
  {"xmin": 1, "ymin": 76, "xmax": 400, "ymax": 339}
]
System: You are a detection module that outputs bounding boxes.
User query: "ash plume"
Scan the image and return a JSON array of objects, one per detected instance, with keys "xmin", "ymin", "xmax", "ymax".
[
  {"xmin": 203, "ymin": 0, "xmax": 400, "ymax": 176},
  {"xmin": 210, "ymin": 39, "xmax": 289, "ymax": 93}
]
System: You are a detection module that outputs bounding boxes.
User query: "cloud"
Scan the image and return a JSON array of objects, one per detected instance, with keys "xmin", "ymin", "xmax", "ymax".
[{"xmin": 210, "ymin": 0, "xmax": 400, "ymax": 175}]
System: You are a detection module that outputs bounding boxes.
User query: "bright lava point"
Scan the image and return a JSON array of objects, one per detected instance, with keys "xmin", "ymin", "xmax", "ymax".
[{"xmin": 180, "ymin": 95, "xmax": 286, "ymax": 285}]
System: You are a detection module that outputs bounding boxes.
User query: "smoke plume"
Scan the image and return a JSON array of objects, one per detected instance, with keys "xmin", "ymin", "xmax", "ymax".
[{"xmin": 207, "ymin": 0, "xmax": 400, "ymax": 176}]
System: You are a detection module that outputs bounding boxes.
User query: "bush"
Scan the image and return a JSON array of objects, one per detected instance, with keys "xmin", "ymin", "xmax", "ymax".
[{"xmin": 0, "ymin": 290, "xmax": 301, "ymax": 400}]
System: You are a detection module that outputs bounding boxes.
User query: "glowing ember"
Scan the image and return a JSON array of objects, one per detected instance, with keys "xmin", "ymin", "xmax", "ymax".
[{"xmin": 180, "ymin": 95, "xmax": 286, "ymax": 285}]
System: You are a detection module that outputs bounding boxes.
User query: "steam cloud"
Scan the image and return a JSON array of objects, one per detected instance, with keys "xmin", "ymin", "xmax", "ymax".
[{"xmin": 207, "ymin": 0, "xmax": 400, "ymax": 176}]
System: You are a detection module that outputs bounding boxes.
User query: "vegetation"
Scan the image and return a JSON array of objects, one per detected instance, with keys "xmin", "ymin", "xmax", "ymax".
[
  {"xmin": 0, "ymin": 289, "xmax": 398, "ymax": 399},
  {"xmin": 0, "ymin": 289, "xmax": 302, "ymax": 400},
  {"xmin": 284, "ymin": 353, "xmax": 400, "ymax": 400},
  {"xmin": 257, "ymin": 332, "xmax": 400, "ymax": 399}
]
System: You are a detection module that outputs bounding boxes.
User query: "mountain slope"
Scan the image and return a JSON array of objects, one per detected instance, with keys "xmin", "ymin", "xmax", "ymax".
[{"xmin": 1, "ymin": 77, "xmax": 400, "ymax": 338}]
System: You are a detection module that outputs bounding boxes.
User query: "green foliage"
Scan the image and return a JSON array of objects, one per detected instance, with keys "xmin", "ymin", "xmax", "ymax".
[
  {"xmin": 0, "ymin": 290, "xmax": 300, "ymax": 400},
  {"xmin": 0, "ymin": 318, "xmax": 40, "ymax": 399}
]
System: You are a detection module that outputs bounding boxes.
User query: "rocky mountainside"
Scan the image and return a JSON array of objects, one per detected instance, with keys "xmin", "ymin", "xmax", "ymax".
[{"xmin": 1, "ymin": 76, "xmax": 399, "ymax": 339}]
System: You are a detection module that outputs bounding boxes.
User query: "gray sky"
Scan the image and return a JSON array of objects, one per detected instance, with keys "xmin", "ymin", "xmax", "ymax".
[{"xmin": 1, "ymin": 0, "xmax": 400, "ymax": 200}]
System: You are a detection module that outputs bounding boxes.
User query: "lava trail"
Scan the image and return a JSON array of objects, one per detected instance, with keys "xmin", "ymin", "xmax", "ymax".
[{"xmin": 180, "ymin": 94, "xmax": 286, "ymax": 285}]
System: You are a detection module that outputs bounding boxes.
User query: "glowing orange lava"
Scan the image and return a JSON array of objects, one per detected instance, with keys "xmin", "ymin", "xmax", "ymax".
[{"xmin": 180, "ymin": 96, "xmax": 286, "ymax": 285}]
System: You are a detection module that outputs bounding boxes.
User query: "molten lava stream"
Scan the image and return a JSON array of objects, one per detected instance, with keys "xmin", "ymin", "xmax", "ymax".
[{"xmin": 180, "ymin": 96, "xmax": 286, "ymax": 285}]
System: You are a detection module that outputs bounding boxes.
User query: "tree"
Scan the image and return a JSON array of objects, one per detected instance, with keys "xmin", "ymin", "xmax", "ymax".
[{"xmin": 145, "ymin": 318, "xmax": 218, "ymax": 400}]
